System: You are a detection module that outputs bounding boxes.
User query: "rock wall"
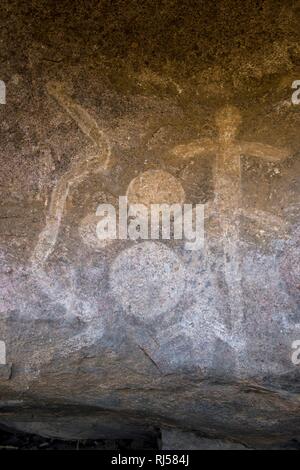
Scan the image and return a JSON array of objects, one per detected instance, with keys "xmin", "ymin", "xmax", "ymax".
[{"xmin": 0, "ymin": 0, "xmax": 299, "ymax": 448}]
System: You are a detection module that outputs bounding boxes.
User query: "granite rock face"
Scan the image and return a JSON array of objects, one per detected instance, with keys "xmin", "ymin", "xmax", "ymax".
[{"xmin": 0, "ymin": 0, "xmax": 299, "ymax": 448}]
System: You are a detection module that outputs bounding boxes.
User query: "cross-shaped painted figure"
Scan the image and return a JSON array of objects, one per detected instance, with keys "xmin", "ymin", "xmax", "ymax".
[{"xmin": 170, "ymin": 105, "xmax": 290, "ymax": 331}]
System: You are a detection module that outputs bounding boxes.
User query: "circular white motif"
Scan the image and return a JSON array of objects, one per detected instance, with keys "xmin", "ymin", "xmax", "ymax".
[
  {"xmin": 126, "ymin": 169, "xmax": 185, "ymax": 207},
  {"xmin": 110, "ymin": 241, "xmax": 186, "ymax": 318}
]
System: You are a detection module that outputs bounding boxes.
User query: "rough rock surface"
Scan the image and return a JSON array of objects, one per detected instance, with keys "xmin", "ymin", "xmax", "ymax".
[
  {"xmin": 161, "ymin": 429, "xmax": 248, "ymax": 450},
  {"xmin": 0, "ymin": 0, "xmax": 299, "ymax": 448}
]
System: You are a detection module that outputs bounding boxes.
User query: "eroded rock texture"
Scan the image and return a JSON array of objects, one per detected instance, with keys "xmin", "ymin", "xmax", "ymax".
[{"xmin": 0, "ymin": 0, "xmax": 299, "ymax": 449}]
